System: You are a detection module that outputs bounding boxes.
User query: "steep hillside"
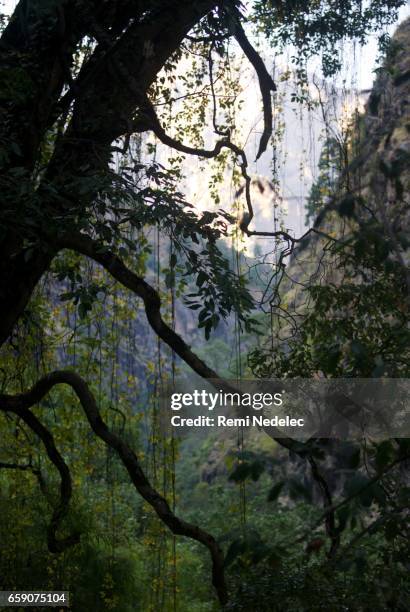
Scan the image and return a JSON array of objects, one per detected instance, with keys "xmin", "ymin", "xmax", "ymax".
[{"xmin": 282, "ymin": 17, "xmax": 410, "ymax": 312}]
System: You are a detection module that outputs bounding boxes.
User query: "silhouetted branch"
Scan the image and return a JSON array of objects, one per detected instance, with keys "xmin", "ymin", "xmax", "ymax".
[
  {"xmin": 0, "ymin": 371, "xmax": 228, "ymax": 604},
  {"xmin": 0, "ymin": 404, "xmax": 80, "ymax": 553},
  {"xmin": 231, "ymin": 16, "xmax": 276, "ymax": 160}
]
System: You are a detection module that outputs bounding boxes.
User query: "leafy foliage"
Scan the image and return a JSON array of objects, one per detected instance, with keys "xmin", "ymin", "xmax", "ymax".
[
  {"xmin": 249, "ymin": 217, "xmax": 409, "ymax": 378},
  {"xmin": 0, "ymin": 1, "xmax": 409, "ymax": 609}
]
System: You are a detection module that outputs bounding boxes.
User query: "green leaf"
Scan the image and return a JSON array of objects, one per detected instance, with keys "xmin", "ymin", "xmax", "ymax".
[
  {"xmin": 196, "ymin": 271, "xmax": 208, "ymax": 287},
  {"xmin": 165, "ymin": 271, "xmax": 175, "ymax": 289}
]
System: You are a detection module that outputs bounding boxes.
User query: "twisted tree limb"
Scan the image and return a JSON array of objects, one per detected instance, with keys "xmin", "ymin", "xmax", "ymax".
[
  {"xmin": 57, "ymin": 232, "xmax": 225, "ymax": 383},
  {"xmin": 56, "ymin": 230, "xmax": 306, "ymax": 455},
  {"xmin": 0, "ymin": 371, "xmax": 228, "ymax": 605},
  {"xmin": 0, "ymin": 404, "xmax": 80, "ymax": 553},
  {"xmin": 230, "ymin": 16, "xmax": 276, "ymax": 160}
]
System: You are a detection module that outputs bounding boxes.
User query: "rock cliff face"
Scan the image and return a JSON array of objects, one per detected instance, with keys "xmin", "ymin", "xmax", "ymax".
[
  {"xmin": 359, "ymin": 17, "xmax": 410, "ymax": 254},
  {"xmin": 282, "ymin": 17, "xmax": 410, "ymax": 310}
]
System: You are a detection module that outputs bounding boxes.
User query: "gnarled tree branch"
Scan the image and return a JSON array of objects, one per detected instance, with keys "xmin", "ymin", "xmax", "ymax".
[
  {"xmin": 56, "ymin": 232, "xmax": 226, "ymax": 383},
  {"xmin": 55, "ymin": 231, "xmax": 302, "ymax": 454},
  {"xmin": 0, "ymin": 404, "xmax": 80, "ymax": 553},
  {"xmin": 0, "ymin": 371, "xmax": 228, "ymax": 605},
  {"xmin": 230, "ymin": 14, "xmax": 276, "ymax": 160}
]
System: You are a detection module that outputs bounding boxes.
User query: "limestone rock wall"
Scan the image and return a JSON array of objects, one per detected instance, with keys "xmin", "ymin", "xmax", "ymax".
[{"xmin": 281, "ymin": 17, "xmax": 410, "ymax": 314}]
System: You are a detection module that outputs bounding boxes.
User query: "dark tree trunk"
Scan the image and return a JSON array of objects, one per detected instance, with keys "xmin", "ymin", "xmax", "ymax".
[
  {"xmin": 0, "ymin": 0, "xmax": 217, "ymax": 346},
  {"xmin": 0, "ymin": 238, "xmax": 55, "ymax": 346}
]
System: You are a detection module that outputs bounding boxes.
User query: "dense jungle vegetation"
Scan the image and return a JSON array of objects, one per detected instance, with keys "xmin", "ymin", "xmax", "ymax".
[{"xmin": 0, "ymin": 1, "xmax": 409, "ymax": 610}]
